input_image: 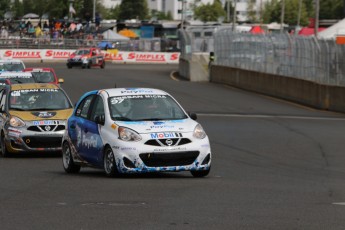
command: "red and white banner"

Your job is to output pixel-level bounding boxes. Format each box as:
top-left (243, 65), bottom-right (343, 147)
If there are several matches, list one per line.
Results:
top-left (0, 49), bottom-right (180, 64)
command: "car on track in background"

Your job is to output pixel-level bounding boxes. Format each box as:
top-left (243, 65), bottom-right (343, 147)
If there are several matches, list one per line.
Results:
top-left (66, 47), bottom-right (105, 69)
top-left (0, 83), bottom-right (74, 157)
top-left (0, 59), bottom-right (26, 72)
top-left (23, 67), bottom-right (64, 85)
top-left (62, 88), bottom-right (211, 177)
top-left (0, 72), bottom-right (36, 88)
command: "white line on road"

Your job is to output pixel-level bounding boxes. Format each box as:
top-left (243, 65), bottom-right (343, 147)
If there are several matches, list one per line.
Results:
top-left (332, 202), bottom-right (345, 205)
top-left (197, 113), bottom-right (345, 121)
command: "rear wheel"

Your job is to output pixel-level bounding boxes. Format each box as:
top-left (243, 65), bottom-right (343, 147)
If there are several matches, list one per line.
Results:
top-left (104, 146), bottom-right (119, 177)
top-left (67, 64), bottom-right (72, 69)
top-left (0, 133), bottom-right (10, 157)
top-left (62, 141), bottom-right (80, 173)
top-left (87, 61), bottom-right (91, 69)
top-left (190, 167), bottom-right (210, 178)
top-left (100, 61), bottom-right (105, 69)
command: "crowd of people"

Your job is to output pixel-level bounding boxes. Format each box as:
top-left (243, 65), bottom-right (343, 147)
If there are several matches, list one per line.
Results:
top-left (0, 18), bottom-right (104, 46)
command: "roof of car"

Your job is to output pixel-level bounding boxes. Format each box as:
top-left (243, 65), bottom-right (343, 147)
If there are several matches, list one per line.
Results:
top-left (10, 83), bottom-right (60, 90)
top-left (0, 59), bottom-right (24, 64)
top-left (100, 88), bottom-right (169, 97)
top-left (24, 67), bottom-right (54, 72)
top-left (0, 72), bottom-right (33, 78)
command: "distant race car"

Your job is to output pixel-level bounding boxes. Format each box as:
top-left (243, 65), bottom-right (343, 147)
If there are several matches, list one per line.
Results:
top-left (24, 67), bottom-right (64, 85)
top-left (0, 72), bottom-right (36, 88)
top-left (0, 59), bottom-right (26, 72)
top-left (0, 83), bottom-right (74, 156)
top-left (62, 88), bottom-right (211, 177)
top-left (66, 47), bottom-right (105, 69)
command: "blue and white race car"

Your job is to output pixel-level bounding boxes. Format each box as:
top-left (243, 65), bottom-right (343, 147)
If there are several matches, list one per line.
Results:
top-left (62, 88), bottom-right (211, 177)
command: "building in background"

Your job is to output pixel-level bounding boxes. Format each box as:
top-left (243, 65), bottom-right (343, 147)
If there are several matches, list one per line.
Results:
top-left (101, 0), bottom-right (265, 22)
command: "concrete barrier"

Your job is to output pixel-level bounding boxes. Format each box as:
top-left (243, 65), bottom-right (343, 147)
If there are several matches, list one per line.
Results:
top-left (179, 53), bottom-right (209, 81)
top-left (210, 65), bottom-right (345, 113)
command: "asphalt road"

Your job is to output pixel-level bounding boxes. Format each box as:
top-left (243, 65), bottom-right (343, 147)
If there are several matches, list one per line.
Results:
top-left (1, 62), bottom-right (345, 230)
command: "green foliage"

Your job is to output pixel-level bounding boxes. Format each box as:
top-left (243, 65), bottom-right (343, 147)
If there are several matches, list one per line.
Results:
top-left (262, 0), bottom-right (344, 25)
top-left (118, 0), bottom-right (149, 21)
top-left (319, 0), bottom-right (343, 19)
top-left (194, 0), bottom-right (226, 22)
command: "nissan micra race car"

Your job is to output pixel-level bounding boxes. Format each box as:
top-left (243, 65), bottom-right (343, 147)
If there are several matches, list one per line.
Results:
top-left (66, 47), bottom-right (105, 69)
top-left (62, 88), bottom-right (211, 177)
top-left (0, 83), bottom-right (74, 156)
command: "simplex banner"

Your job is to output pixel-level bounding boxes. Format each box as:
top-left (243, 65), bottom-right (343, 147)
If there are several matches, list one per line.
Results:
top-left (0, 49), bottom-right (180, 64)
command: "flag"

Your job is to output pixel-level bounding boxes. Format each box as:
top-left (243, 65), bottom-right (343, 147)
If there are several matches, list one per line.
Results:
top-left (69, 5), bottom-right (76, 14)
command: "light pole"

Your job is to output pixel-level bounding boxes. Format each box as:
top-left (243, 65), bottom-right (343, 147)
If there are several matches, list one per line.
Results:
top-left (280, 0), bottom-right (285, 33)
top-left (93, 0), bottom-right (96, 23)
top-left (232, 0), bottom-right (237, 31)
top-left (69, 0), bottom-right (75, 20)
top-left (314, 0), bottom-right (319, 37)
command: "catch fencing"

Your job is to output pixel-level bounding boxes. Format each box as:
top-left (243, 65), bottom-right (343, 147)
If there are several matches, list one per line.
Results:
top-left (180, 26), bottom-right (345, 86)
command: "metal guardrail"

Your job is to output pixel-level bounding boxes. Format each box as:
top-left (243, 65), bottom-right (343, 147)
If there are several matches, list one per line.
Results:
top-left (0, 37), bottom-right (180, 53)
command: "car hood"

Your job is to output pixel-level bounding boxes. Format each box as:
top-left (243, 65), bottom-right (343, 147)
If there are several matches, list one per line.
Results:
top-left (9, 109), bottom-right (74, 120)
top-left (115, 119), bottom-right (197, 133)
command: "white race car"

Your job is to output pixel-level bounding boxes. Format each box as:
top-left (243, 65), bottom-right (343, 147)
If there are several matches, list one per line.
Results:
top-left (62, 88), bottom-right (211, 177)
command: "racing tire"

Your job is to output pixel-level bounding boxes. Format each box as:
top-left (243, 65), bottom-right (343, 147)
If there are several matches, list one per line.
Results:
top-left (62, 141), bottom-right (81, 173)
top-left (100, 61), bottom-right (105, 69)
top-left (190, 167), bottom-right (211, 178)
top-left (67, 64), bottom-right (72, 69)
top-left (104, 146), bottom-right (120, 177)
top-left (87, 61), bottom-right (91, 69)
top-left (0, 133), bottom-right (10, 157)
top-left (81, 65), bottom-right (86, 69)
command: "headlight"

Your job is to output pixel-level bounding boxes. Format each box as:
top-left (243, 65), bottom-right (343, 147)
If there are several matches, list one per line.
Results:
top-left (9, 116), bottom-right (25, 127)
top-left (118, 127), bottom-right (141, 142)
top-left (193, 124), bottom-right (206, 139)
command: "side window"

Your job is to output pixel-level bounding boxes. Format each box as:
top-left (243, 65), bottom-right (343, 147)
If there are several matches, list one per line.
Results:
top-left (0, 90), bottom-right (6, 111)
top-left (75, 95), bottom-right (94, 119)
top-left (89, 95), bottom-right (104, 122)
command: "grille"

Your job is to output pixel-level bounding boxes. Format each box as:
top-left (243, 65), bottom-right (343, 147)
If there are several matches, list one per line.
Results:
top-left (22, 136), bottom-right (63, 148)
top-left (144, 138), bottom-right (191, 147)
top-left (139, 151), bottom-right (199, 167)
top-left (27, 125), bottom-right (65, 132)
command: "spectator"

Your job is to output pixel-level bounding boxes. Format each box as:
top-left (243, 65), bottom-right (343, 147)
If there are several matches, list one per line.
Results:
top-left (76, 21), bottom-right (83, 32)
top-left (0, 26), bottom-right (9, 39)
top-left (43, 21), bottom-right (50, 32)
top-left (27, 24), bottom-right (35, 37)
top-left (35, 25), bottom-right (43, 38)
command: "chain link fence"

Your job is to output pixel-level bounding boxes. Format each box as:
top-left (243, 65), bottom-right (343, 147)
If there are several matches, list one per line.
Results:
top-left (180, 26), bottom-right (345, 86)
top-left (214, 28), bottom-right (345, 86)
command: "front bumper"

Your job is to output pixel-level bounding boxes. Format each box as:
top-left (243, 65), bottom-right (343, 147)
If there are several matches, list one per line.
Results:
top-left (113, 136), bottom-right (211, 174)
top-left (4, 123), bottom-right (66, 153)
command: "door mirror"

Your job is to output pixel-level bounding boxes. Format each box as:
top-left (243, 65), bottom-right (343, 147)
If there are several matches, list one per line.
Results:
top-left (94, 114), bottom-right (105, 125)
top-left (188, 112), bottom-right (197, 120)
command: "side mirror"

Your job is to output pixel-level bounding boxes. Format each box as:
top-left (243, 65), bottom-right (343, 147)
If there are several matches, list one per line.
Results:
top-left (188, 112), bottom-right (197, 121)
top-left (94, 114), bottom-right (105, 125)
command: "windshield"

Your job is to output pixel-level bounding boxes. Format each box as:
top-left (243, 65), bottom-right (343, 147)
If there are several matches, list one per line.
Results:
top-left (31, 72), bottom-right (55, 83)
top-left (109, 95), bottom-right (188, 121)
top-left (74, 49), bottom-right (89, 55)
top-left (7, 77), bottom-right (36, 84)
top-left (9, 88), bottom-right (73, 111)
top-left (0, 63), bottom-right (25, 71)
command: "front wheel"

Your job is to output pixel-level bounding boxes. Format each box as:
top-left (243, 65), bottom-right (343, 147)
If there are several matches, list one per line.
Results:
top-left (190, 167), bottom-right (211, 178)
top-left (104, 146), bottom-right (119, 177)
top-left (0, 133), bottom-right (10, 157)
top-left (62, 141), bottom-right (81, 173)
top-left (100, 61), bottom-right (105, 69)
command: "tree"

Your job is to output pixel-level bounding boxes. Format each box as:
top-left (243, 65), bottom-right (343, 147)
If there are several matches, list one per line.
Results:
top-left (247, 0), bottom-right (258, 23)
top-left (262, 0), bottom-right (308, 26)
top-left (319, 0), bottom-right (343, 19)
top-left (118, 0), bottom-right (149, 21)
top-left (194, 0), bottom-right (226, 22)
